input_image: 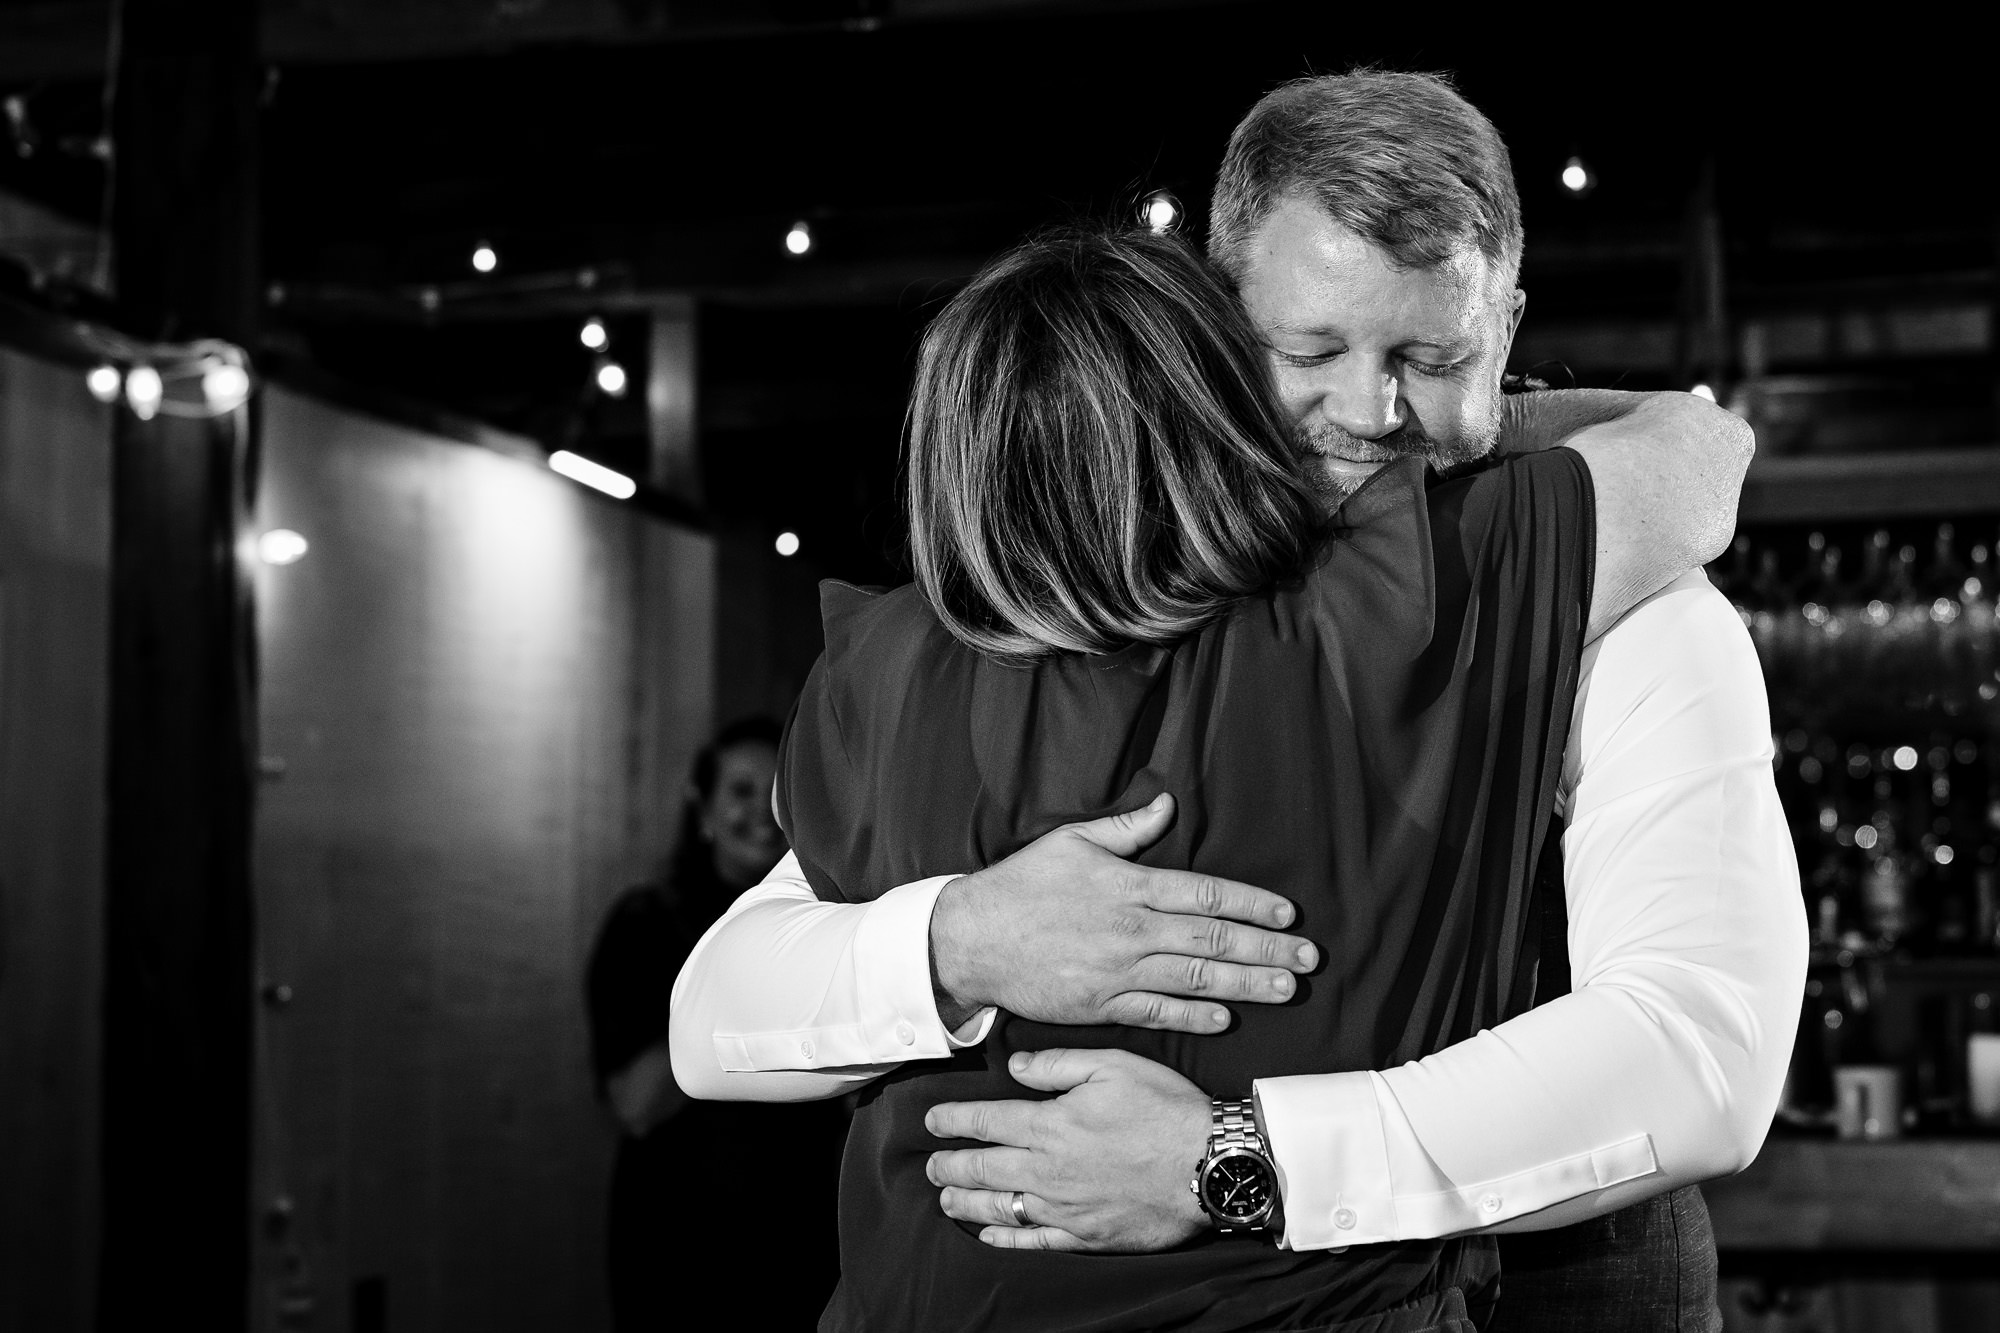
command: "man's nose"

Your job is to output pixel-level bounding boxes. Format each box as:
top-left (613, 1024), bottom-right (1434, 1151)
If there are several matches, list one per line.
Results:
top-left (1319, 365), bottom-right (1403, 440)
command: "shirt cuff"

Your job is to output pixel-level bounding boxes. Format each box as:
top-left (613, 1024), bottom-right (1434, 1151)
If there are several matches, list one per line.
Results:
top-left (1255, 1069), bottom-right (1664, 1248)
top-left (947, 1008), bottom-right (998, 1048)
top-left (854, 871), bottom-right (993, 1049)
top-left (711, 873), bottom-right (970, 1070)
top-left (1254, 1071), bottom-right (1390, 1251)
top-left (856, 873), bottom-right (996, 1051)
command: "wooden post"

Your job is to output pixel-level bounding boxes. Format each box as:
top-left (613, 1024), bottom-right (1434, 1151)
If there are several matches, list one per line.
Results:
top-left (647, 296), bottom-right (704, 507)
top-left (99, 2), bottom-right (260, 1330)
top-left (1676, 158), bottom-right (1729, 398)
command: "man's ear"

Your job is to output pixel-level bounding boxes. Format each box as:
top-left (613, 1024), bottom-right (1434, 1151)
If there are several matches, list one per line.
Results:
top-left (1493, 287), bottom-right (1527, 386)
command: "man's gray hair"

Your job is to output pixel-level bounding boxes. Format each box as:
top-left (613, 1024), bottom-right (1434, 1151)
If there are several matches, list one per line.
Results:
top-left (1208, 69), bottom-right (1523, 294)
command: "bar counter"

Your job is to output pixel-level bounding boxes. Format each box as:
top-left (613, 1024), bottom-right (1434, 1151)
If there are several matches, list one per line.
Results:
top-left (1707, 1137), bottom-right (2000, 1250)
top-left (1707, 1138), bottom-right (2000, 1331)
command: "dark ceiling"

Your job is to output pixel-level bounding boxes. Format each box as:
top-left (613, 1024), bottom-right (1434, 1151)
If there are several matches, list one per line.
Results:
top-left (1, 2), bottom-right (1994, 584)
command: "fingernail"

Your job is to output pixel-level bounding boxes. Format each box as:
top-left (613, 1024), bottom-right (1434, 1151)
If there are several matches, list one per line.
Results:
top-left (1150, 793), bottom-right (1169, 810)
top-left (1211, 1008), bottom-right (1229, 1029)
top-left (1297, 943), bottom-right (1318, 969)
top-left (1009, 1052), bottom-right (1029, 1073)
top-left (924, 1112), bottom-right (937, 1134)
top-left (1273, 972), bottom-right (1294, 998)
top-left (1275, 903), bottom-right (1295, 926)
top-left (926, 1156), bottom-right (939, 1184)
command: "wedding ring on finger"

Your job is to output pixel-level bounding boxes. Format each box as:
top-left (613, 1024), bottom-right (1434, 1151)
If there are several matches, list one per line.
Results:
top-left (1010, 1191), bottom-right (1030, 1227)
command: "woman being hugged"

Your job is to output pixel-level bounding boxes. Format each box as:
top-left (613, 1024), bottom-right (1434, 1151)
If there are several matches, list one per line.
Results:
top-left (776, 225), bottom-right (1597, 1333)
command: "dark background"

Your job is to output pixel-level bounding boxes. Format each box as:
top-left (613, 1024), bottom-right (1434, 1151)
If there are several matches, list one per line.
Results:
top-left (1, 7), bottom-right (1995, 1332)
top-left (5, 1), bottom-right (1993, 594)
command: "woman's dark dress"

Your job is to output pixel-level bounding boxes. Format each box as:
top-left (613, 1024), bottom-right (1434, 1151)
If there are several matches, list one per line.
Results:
top-left (587, 865), bottom-right (847, 1330)
top-left (776, 453), bottom-right (1594, 1333)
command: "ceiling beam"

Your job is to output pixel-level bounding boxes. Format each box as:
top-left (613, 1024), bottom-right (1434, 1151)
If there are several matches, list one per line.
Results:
top-left (0, 0), bottom-right (1227, 82)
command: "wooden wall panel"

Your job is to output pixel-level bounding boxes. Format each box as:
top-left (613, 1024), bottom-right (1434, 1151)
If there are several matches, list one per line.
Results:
top-left (0, 348), bottom-right (113, 1331)
top-left (249, 387), bottom-right (713, 1333)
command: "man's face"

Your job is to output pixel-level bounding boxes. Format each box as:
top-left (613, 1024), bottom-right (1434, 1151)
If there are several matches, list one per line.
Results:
top-left (1237, 197), bottom-right (1525, 505)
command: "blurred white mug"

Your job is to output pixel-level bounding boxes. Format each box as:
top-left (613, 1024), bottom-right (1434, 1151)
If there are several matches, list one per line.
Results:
top-left (1969, 1034), bottom-right (2000, 1124)
top-left (1832, 1064), bottom-right (1901, 1141)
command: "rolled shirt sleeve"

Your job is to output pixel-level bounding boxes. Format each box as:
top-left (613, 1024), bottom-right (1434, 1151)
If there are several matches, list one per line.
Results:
top-left (1259, 572), bottom-right (1807, 1248)
top-left (668, 852), bottom-right (992, 1102)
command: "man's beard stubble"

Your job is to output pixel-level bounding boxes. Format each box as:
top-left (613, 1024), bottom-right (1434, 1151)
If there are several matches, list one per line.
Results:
top-left (1293, 411), bottom-right (1498, 508)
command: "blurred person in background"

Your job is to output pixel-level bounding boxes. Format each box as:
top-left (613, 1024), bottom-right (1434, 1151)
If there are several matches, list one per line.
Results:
top-left (587, 716), bottom-right (844, 1329)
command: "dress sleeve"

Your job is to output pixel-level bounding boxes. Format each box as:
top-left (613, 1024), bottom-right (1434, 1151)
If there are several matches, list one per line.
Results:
top-left (773, 582), bottom-right (880, 903)
top-left (1435, 447), bottom-right (1597, 658)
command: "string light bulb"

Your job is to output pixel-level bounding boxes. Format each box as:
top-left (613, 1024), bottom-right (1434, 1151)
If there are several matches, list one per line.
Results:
top-left (785, 221), bottom-right (813, 257)
top-left (471, 241), bottom-right (499, 274)
top-left (594, 358), bottom-right (629, 398)
top-left (1690, 383), bottom-right (1717, 403)
top-left (579, 317), bottom-right (609, 351)
top-left (124, 365), bottom-right (163, 420)
top-left (257, 529), bottom-right (310, 566)
top-left (1560, 156), bottom-right (1597, 197)
top-left (1138, 190), bottom-right (1181, 234)
top-left (202, 361), bottom-right (252, 413)
top-left (86, 363), bottom-right (122, 402)
top-left (775, 531), bottom-right (801, 557)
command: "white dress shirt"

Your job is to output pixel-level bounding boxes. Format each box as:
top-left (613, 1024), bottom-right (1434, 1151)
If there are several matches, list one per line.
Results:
top-left (668, 571), bottom-right (1807, 1249)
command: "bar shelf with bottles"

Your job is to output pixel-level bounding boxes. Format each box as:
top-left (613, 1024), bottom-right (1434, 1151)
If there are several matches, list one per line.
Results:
top-left (1709, 513), bottom-right (2000, 1138)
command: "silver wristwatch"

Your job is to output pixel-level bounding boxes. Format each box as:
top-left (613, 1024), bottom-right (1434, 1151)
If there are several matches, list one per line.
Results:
top-left (1189, 1098), bottom-right (1279, 1233)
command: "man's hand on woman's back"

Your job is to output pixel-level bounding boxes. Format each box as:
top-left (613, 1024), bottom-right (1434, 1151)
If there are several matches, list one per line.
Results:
top-left (929, 794), bottom-right (1319, 1034)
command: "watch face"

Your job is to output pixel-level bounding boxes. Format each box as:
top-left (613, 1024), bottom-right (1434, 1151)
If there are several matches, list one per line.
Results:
top-left (1199, 1148), bottom-right (1276, 1225)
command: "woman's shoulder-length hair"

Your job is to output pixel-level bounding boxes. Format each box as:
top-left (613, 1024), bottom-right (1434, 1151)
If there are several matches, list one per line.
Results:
top-left (906, 224), bottom-right (1320, 663)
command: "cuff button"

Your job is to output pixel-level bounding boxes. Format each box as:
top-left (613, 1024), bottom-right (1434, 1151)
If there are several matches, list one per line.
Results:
top-left (896, 1022), bottom-right (916, 1046)
top-left (1332, 1208), bottom-right (1357, 1230)
top-left (1481, 1194), bottom-right (1502, 1214)
top-left (800, 1039), bottom-right (816, 1059)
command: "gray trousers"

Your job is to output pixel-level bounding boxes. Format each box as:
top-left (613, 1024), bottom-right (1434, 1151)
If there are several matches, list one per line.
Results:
top-left (1485, 1186), bottom-right (1722, 1332)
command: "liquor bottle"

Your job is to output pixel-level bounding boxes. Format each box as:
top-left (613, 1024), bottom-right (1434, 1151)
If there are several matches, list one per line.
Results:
top-left (1964, 542), bottom-right (1998, 699)
top-left (1913, 991), bottom-right (1967, 1130)
top-left (1828, 958), bottom-right (1906, 1139)
top-left (1787, 535), bottom-right (1839, 699)
top-left (1978, 866), bottom-right (2000, 954)
top-left (1856, 529), bottom-right (1894, 629)
top-left (1920, 742), bottom-right (1972, 954)
top-left (1897, 543), bottom-right (1927, 687)
top-left (1924, 523), bottom-right (1970, 611)
top-left (1780, 973), bottom-right (1838, 1128)
top-left (1860, 845), bottom-right (1911, 947)
top-left (1806, 850), bottom-right (1850, 946)
top-left (1744, 544), bottom-right (1792, 680)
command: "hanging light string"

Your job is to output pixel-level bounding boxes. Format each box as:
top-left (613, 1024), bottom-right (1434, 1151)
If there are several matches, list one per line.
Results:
top-left (77, 330), bottom-right (254, 419)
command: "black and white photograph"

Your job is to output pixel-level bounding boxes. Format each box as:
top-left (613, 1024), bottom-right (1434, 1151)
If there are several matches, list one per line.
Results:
top-left (0, 4), bottom-right (1994, 1331)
